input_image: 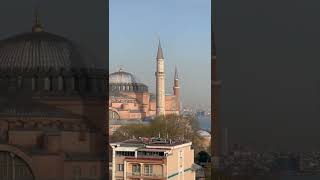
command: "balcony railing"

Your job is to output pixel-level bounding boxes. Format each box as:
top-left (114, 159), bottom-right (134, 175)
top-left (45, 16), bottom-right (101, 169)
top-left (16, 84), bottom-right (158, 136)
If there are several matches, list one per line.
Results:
top-left (126, 172), bottom-right (165, 179)
top-left (136, 155), bottom-right (164, 159)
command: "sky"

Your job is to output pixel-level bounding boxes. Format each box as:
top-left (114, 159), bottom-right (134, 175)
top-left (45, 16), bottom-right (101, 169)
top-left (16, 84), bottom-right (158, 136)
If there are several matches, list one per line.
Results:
top-left (109, 0), bottom-right (211, 110)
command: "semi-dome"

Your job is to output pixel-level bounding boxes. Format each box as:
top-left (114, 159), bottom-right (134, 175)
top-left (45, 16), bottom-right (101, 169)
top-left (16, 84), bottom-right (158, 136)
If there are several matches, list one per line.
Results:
top-left (0, 31), bottom-right (94, 71)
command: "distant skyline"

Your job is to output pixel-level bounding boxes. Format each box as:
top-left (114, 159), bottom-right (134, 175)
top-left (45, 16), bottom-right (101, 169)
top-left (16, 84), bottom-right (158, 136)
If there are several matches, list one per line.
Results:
top-left (110, 0), bottom-right (211, 109)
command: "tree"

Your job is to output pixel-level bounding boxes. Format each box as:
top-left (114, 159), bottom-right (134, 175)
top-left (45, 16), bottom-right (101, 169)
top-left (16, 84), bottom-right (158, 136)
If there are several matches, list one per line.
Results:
top-left (110, 114), bottom-right (205, 153)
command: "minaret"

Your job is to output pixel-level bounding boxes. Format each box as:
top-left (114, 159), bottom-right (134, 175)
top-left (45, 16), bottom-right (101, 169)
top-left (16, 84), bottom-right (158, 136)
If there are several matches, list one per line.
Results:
top-left (155, 40), bottom-right (165, 116)
top-left (173, 66), bottom-right (180, 114)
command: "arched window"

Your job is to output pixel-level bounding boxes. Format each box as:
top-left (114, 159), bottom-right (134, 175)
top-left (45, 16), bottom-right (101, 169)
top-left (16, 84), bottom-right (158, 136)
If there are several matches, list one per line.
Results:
top-left (17, 76), bottom-right (23, 88)
top-left (58, 76), bottom-right (64, 91)
top-left (31, 76), bottom-right (37, 91)
top-left (109, 110), bottom-right (120, 120)
top-left (44, 77), bottom-right (50, 91)
top-left (72, 76), bottom-right (79, 91)
top-left (0, 151), bottom-right (34, 179)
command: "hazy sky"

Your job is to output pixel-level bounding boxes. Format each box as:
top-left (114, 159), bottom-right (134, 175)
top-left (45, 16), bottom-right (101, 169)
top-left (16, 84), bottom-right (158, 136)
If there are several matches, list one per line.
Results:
top-left (110, 0), bottom-right (211, 109)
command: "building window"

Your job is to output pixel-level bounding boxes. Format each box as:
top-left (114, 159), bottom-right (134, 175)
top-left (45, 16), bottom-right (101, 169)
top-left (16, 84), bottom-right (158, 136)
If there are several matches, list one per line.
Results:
top-left (58, 76), bottom-right (64, 90)
top-left (32, 76), bottom-right (37, 91)
top-left (115, 151), bottom-right (135, 157)
top-left (144, 165), bottom-right (153, 175)
top-left (132, 164), bottom-right (141, 175)
top-left (71, 76), bottom-right (80, 91)
top-left (73, 166), bottom-right (81, 178)
top-left (90, 165), bottom-right (97, 177)
top-left (44, 77), bottom-right (51, 91)
top-left (117, 164), bottom-right (124, 171)
top-left (0, 151), bottom-right (34, 179)
top-left (17, 76), bottom-right (23, 88)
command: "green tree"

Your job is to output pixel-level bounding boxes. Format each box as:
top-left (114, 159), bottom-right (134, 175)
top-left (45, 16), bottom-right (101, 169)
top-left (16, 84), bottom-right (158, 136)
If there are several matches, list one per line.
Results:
top-left (110, 114), bottom-right (205, 153)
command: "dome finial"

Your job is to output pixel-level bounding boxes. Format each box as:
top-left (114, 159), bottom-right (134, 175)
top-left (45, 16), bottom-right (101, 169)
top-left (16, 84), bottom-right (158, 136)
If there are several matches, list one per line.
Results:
top-left (118, 65), bottom-right (124, 72)
top-left (32, 5), bottom-right (44, 32)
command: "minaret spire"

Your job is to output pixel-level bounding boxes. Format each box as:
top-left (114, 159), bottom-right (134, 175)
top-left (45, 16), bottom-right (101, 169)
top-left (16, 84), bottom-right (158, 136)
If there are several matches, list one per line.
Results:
top-left (157, 39), bottom-right (164, 60)
top-left (174, 66), bottom-right (179, 80)
top-left (173, 65), bottom-right (180, 114)
top-left (155, 38), bottom-right (165, 116)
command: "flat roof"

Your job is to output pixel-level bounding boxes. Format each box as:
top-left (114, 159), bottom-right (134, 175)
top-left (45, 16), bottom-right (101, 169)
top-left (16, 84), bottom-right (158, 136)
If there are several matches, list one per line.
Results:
top-left (112, 138), bottom-right (191, 148)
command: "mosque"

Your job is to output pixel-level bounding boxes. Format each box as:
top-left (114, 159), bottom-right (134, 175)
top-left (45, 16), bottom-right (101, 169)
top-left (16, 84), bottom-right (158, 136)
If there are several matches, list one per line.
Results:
top-left (109, 41), bottom-right (181, 121)
top-left (0, 13), bottom-right (107, 179)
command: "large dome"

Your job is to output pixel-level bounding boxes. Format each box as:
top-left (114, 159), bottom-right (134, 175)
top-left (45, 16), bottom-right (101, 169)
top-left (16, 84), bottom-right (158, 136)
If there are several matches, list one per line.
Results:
top-left (109, 69), bottom-right (148, 93)
top-left (109, 69), bottom-right (140, 84)
top-left (0, 28), bottom-right (107, 97)
top-left (0, 31), bottom-right (95, 71)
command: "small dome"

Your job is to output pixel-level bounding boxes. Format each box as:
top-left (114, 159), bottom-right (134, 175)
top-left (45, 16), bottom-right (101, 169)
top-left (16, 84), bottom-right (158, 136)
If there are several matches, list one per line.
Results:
top-left (197, 130), bottom-right (211, 137)
top-left (109, 69), bottom-right (140, 84)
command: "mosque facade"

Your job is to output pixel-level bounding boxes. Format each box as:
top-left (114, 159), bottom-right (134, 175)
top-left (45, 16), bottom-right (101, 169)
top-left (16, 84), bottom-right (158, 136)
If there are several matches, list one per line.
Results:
top-left (109, 42), bottom-right (180, 121)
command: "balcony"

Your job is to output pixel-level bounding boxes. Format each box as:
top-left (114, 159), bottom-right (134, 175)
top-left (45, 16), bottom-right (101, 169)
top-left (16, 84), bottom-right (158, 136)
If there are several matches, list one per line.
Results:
top-left (125, 156), bottom-right (165, 164)
top-left (126, 172), bottom-right (165, 179)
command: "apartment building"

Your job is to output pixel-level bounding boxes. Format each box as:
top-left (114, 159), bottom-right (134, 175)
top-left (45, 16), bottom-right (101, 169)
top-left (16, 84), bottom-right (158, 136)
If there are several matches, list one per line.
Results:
top-left (110, 138), bottom-right (196, 180)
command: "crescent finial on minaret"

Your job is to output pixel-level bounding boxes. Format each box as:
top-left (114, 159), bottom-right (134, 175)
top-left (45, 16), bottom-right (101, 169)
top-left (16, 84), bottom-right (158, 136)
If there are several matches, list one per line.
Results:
top-left (118, 65), bottom-right (124, 72)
